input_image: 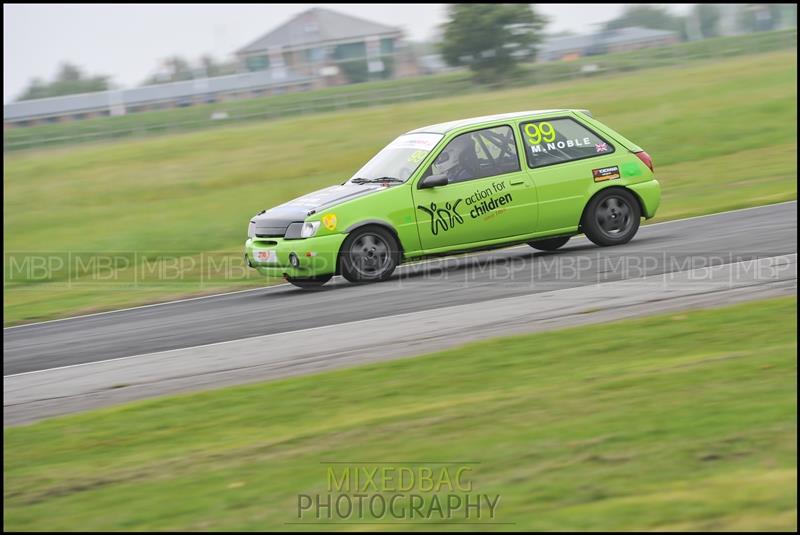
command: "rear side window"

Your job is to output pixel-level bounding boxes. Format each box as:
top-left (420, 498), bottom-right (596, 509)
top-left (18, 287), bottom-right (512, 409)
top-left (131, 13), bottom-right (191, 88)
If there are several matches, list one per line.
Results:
top-left (520, 117), bottom-right (614, 168)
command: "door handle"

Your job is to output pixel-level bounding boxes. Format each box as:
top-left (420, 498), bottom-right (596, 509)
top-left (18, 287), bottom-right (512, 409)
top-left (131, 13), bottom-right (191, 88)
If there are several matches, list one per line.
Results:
top-left (510, 179), bottom-right (527, 186)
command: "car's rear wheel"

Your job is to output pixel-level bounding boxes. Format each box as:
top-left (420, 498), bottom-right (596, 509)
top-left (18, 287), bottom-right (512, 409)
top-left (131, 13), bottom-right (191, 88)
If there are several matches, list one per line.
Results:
top-left (285, 274), bottom-right (332, 288)
top-left (528, 236), bottom-right (570, 251)
top-left (582, 188), bottom-right (641, 246)
top-left (339, 226), bottom-right (400, 283)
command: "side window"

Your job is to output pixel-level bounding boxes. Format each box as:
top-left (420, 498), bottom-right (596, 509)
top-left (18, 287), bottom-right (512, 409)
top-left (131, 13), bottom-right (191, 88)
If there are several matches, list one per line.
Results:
top-left (520, 118), bottom-right (614, 168)
top-left (425, 125), bottom-right (520, 184)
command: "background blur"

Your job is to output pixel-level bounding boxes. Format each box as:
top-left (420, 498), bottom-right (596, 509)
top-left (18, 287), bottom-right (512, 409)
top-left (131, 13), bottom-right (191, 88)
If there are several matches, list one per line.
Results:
top-left (3, 4), bottom-right (797, 148)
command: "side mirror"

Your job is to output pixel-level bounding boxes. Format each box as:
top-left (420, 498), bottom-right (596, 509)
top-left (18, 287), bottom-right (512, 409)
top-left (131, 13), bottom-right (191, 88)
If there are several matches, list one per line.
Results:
top-left (419, 174), bottom-right (448, 189)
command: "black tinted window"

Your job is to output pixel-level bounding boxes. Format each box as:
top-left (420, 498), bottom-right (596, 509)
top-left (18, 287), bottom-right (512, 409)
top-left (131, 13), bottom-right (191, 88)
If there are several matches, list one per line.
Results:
top-left (520, 118), bottom-right (613, 168)
top-left (425, 125), bottom-right (520, 184)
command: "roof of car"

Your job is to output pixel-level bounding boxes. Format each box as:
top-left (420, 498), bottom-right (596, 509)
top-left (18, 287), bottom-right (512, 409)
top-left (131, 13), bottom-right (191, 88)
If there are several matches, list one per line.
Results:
top-left (407, 110), bottom-right (579, 135)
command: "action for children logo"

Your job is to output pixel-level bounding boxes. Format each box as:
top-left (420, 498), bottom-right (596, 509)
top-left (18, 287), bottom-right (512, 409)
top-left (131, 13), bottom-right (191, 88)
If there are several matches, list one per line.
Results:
top-left (416, 200), bottom-right (464, 235)
top-left (417, 180), bottom-right (513, 235)
top-left (294, 462), bottom-right (504, 525)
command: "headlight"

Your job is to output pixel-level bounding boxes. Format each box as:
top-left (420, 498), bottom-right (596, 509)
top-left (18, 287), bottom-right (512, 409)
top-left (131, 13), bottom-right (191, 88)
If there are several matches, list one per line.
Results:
top-left (300, 221), bottom-right (321, 238)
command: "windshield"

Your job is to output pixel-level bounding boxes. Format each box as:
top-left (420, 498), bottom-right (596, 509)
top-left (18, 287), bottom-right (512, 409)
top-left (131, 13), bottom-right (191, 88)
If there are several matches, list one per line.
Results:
top-left (348, 133), bottom-right (443, 184)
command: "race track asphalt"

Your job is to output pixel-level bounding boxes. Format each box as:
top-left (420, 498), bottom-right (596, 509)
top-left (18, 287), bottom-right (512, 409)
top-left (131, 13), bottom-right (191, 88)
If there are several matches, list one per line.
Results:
top-left (4, 201), bottom-right (797, 376)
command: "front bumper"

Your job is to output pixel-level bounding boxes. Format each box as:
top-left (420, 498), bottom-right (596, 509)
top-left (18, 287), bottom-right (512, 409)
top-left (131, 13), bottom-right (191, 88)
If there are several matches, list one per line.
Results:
top-left (244, 233), bottom-right (346, 278)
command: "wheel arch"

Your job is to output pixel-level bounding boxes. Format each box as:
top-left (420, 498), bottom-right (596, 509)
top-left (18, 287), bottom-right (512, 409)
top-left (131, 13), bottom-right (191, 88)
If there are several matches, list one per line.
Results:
top-left (338, 220), bottom-right (405, 274)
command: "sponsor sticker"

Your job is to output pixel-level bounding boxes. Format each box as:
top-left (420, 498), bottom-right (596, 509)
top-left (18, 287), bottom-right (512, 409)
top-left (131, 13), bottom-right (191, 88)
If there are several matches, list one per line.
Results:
top-left (416, 180), bottom-right (513, 235)
top-left (322, 213), bottom-right (337, 231)
top-left (408, 149), bottom-right (427, 164)
top-left (256, 250), bottom-right (277, 263)
top-left (592, 165), bottom-right (621, 182)
top-left (417, 200), bottom-right (464, 235)
top-left (387, 133), bottom-right (443, 151)
top-left (524, 121), bottom-right (556, 145)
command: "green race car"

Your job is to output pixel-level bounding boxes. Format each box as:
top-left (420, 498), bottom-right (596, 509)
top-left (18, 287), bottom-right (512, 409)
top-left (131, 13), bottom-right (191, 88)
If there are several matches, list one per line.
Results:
top-left (245, 109), bottom-right (661, 288)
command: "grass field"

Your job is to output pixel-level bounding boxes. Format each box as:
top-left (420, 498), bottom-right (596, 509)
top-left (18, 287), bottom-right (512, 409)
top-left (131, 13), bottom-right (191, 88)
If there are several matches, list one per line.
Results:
top-left (3, 296), bottom-right (797, 531)
top-left (3, 50), bottom-right (797, 325)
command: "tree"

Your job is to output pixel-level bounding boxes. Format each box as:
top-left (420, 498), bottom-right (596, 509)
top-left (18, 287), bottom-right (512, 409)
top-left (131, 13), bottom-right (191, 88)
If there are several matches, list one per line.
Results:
top-left (143, 55), bottom-right (237, 85)
top-left (200, 55), bottom-right (223, 77)
top-left (200, 55), bottom-right (238, 77)
top-left (164, 56), bottom-right (195, 82)
top-left (694, 4), bottom-right (721, 39)
top-left (603, 5), bottom-right (687, 40)
top-left (16, 62), bottom-right (110, 101)
top-left (440, 4), bottom-right (547, 84)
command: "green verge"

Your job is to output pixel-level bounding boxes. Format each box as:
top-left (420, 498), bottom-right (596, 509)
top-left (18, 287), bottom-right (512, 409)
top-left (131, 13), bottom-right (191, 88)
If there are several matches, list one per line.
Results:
top-left (3, 50), bottom-right (797, 325)
top-left (4, 296), bottom-right (797, 531)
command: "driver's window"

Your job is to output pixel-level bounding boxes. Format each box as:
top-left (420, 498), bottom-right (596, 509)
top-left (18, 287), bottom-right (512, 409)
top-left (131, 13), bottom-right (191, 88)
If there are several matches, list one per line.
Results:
top-left (426, 139), bottom-right (463, 178)
top-left (424, 125), bottom-right (519, 184)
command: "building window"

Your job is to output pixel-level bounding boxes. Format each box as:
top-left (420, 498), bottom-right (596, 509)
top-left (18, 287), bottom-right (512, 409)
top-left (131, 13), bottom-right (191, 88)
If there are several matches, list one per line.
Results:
top-left (305, 47), bottom-right (326, 63)
top-left (380, 38), bottom-right (394, 55)
top-left (246, 55), bottom-right (270, 72)
top-left (333, 42), bottom-right (367, 63)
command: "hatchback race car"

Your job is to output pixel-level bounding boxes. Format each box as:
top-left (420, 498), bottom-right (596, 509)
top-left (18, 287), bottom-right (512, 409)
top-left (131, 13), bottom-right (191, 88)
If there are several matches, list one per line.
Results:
top-left (245, 109), bottom-right (661, 288)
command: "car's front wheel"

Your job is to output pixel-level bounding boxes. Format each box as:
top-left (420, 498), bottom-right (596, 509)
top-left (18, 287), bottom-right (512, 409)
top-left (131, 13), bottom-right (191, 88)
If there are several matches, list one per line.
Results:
top-left (339, 226), bottom-right (401, 283)
top-left (582, 188), bottom-right (641, 246)
top-left (285, 274), bottom-right (332, 289)
top-left (528, 236), bottom-right (570, 251)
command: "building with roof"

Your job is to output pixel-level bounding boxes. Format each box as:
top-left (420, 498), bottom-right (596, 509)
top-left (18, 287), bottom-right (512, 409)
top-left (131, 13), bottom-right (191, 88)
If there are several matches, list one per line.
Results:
top-left (236, 7), bottom-right (416, 86)
top-left (539, 27), bottom-right (679, 62)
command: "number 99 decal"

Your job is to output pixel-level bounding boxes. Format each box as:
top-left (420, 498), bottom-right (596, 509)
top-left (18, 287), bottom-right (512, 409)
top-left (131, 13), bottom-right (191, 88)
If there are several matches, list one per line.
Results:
top-left (524, 122), bottom-right (556, 145)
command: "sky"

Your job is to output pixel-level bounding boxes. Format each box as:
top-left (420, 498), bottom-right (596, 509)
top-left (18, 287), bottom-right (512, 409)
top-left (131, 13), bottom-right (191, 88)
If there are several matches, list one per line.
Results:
top-left (3, 3), bottom-right (695, 103)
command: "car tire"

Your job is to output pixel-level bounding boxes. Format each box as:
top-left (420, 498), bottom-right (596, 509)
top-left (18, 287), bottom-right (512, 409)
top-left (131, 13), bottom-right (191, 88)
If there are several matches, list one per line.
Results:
top-left (582, 188), bottom-right (641, 246)
top-left (339, 226), bottom-right (401, 283)
top-left (528, 236), bottom-right (570, 251)
top-left (285, 274), bottom-right (332, 289)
